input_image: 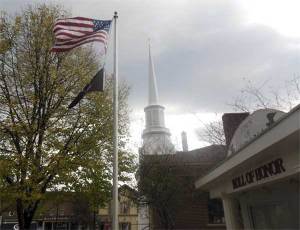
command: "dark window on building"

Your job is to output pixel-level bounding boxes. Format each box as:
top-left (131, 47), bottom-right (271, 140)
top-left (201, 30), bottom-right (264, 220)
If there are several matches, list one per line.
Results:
top-left (45, 222), bottom-right (53, 230)
top-left (100, 222), bottom-right (111, 230)
top-left (120, 222), bottom-right (131, 230)
top-left (208, 198), bottom-right (225, 224)
top-left (120, 201), bottom-right (130, 214)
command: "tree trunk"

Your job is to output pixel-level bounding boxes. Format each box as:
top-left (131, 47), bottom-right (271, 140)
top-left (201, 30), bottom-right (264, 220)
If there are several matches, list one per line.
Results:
top-left (93, 210), bottom-right (96, 230)
top-left (24, 210), bottom-right (34, 230)
top-left (16, 199), bottom-right (40, 230)
top-left (16, 199), bottom-right (25, 230)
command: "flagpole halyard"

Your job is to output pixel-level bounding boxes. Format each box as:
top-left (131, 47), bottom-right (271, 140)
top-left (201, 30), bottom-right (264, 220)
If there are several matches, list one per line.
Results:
top-left (112, 11), bottom-right (119, 230)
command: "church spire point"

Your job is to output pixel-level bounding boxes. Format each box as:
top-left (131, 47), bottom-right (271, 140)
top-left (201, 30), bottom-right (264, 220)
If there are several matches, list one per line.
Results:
top-left (148, 41), bottom-right (159, 105)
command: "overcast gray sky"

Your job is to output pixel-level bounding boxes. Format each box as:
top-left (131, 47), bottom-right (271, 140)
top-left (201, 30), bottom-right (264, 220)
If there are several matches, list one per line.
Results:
top-left (2, 0), bottom-right (300, 150)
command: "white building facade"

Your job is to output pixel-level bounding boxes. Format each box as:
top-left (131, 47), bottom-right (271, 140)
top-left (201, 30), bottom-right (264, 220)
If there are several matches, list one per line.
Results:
top-left (195, 106), bottom-right (300, 229)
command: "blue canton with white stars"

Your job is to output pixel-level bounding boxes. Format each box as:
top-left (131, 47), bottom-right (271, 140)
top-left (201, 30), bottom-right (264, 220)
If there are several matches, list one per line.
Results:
top-left (93, 20), bottom-right (112, 32)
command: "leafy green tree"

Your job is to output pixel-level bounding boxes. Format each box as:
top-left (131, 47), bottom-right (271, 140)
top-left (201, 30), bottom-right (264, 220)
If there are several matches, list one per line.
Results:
top-left (0, 5), bottom-right (135, 229)
top-left (138, 154), bottom-right (191, 230)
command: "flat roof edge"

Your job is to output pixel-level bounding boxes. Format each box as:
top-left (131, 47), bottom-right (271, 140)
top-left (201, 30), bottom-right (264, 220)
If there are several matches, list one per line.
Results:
top-left (195, 104), bottom-right (300, 189)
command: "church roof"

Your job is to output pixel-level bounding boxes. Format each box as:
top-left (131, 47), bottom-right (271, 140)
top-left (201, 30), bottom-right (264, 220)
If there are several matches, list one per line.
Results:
top-left (141, 145), bottom-right (227, 178)
top-left (175, 145), bottom-right (227, 163)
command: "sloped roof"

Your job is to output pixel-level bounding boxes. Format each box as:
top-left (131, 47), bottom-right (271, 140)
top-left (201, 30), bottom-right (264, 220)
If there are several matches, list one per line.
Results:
top-left (119, 184), bottom-right (138, 199)
top-left (175, 145), bottom-right (226, 163)
top-left (141, 145), bottom-right (227, 178)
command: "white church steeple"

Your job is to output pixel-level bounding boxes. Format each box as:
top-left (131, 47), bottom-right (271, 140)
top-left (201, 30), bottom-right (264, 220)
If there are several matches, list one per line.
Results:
top-left (148, 43), bottom-right (159, 105)
top-left (142, 42), bottom-right (174, 155)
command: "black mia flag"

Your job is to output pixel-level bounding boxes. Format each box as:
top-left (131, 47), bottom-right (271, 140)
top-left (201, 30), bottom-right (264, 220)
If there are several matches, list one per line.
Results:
top-left (68, 68), bottom-right (104, 109)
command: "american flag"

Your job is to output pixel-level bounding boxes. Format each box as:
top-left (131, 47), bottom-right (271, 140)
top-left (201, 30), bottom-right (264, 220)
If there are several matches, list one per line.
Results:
top-left (51, 17), bottom-right (112, 52)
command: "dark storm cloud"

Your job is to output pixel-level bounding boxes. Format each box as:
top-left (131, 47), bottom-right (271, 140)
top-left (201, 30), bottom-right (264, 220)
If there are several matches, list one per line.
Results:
top-left (2, 0), bottom-right (300, 113)
top-left (129, 1), bottom-right (300, 113)
top-left (156, 24), bottom-right (300, 112)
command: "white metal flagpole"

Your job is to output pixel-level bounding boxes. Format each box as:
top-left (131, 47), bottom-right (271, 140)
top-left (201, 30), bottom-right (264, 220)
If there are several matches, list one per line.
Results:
top-left (112, 11), bottom-right (119, 230)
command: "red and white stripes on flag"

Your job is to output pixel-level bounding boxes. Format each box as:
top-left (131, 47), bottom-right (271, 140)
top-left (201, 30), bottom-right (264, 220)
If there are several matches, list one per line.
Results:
top-left (51, 17), bottom-right (111, 52)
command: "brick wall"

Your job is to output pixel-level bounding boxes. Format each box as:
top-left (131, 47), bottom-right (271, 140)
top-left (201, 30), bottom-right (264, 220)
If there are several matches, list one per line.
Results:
top-left (144, 145), bottom-right (227, 230)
